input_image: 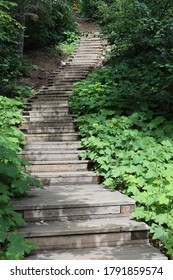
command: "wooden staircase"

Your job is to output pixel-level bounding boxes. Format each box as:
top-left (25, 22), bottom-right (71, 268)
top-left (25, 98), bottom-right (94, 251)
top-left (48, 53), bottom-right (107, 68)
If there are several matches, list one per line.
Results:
top-left (12, 19), bottom-right (166, 260)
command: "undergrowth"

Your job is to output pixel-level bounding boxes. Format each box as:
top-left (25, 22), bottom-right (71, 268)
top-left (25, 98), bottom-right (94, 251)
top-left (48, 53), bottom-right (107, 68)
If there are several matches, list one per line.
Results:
top-left (0, 96), bottom-right (42, 259)
top-left (55, 31), bottom-right (80, 57)
top-left (69, 66), bottom-right (173, 259)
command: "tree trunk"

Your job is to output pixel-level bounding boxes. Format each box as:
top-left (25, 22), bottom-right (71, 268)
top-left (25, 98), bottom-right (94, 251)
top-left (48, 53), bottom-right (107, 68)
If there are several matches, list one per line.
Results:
top-left (17, 5), bottom-right (26, 57)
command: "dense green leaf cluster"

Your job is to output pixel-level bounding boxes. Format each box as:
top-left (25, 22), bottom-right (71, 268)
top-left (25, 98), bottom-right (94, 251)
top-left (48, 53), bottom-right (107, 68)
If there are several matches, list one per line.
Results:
top-left (0, 96), bottom-right (42, 259)
top-left (70, 1), bottom-right (173, 258)
top-left (70, 67), bottom-right (173, 258)
top-left (23, 0), bottom-right (77, 49)
top-left (0, 0), bottom-right (23, 96)
top-left (55, 31), bottom-right (80, 57)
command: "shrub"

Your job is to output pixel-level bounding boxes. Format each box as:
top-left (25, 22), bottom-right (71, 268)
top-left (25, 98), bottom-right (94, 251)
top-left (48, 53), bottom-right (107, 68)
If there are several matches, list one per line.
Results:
top-left (0, 96), bottom-right (42, 259)
top-left (70, 64), bottom-right (173, 258)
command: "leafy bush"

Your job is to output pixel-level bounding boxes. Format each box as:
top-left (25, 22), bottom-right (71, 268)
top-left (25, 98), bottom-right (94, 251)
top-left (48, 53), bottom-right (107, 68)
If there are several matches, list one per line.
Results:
top-left (79, 0), bottom-right (115, 20)
top-left (24, 0), bottom-right (78, 49)
top-left (0, 0), bottom-right (23, 96)
top-left (0, 96), bottom-right (42, 259)
top-left (55, 31), bottom-right (80, 56)
top-left (70, 63), bottom-right (173, 258)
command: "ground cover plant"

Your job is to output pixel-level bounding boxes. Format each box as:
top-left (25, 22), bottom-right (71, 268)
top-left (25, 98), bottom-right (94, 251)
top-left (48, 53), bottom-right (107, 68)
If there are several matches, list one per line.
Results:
top-left (70, 0), bottom-right (173, 258)
top-left (70, 67), bottom-right (173, 259)
top-left (55, 30), bottom-right (80, 57)
top-left (0, 96), bottom-right (42, 259)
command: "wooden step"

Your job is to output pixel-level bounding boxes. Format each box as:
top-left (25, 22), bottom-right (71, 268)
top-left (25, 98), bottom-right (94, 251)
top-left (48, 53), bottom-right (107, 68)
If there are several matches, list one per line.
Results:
top-left (23, 141), bottom-right (81, 151)
top-left (22, 127), bottom-right (75, 134)
top-left (20, 150), bottom-right (82, 161)
top-left (32, 95), bottom-right (72, 99)
top-left (54, 74), bottom-right (88, 79)
top-left (19, 217), bottom-right (149, 250)
top-left (44, 86), bottom-right (73, 90)
top-left (36, 89), bottom-right (73, 95)
top-left (25, 160), bottom-right (89, 172)
top-left (24, 107), bottom-right (69, 113)
top-left (21, 121), bottom-right (74, 128)
top-left (31, 171), bottom-right (99, 185)
top-left (37, 90), bottom-right (72, 94)
top-left (23, 110), bottom-right (70, 117)
top-left (54, 73), bottom-right (88, 77)
top-left (57, 65), bottom-right (93, 70)
top-left (28, 96), bottom-right (69, 101)
top-left (24, 133), bottom-right (80, 142)
top-left (26, 103), bottom-right (68, 109)
top-left (22, 126), bottom-right (74, 133)
top-left (26, 244), bottom-right (167, 260)
top-left (23, 116), bottom-right (75, 122)
top-left (28, 100), bottom-right (67, 107)
top-left (12, 185), bottom-right (135, 222)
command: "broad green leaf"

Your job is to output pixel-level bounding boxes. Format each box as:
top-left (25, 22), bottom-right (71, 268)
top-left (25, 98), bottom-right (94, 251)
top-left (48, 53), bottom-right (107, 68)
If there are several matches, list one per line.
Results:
top-left (152, 227), bottom-right (165, 240)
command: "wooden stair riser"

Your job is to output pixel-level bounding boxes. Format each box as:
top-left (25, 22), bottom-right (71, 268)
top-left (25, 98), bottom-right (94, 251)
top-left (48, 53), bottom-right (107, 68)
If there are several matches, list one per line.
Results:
top-left (12, 185), bottom-right (136, 222)
top-left (23, 142), bottom-right (81, 150)
top-left (31, 95), bottom-right (72, 99)
top-left (38, 91), bottom-right (73, 95)
top-left (32, 95), bottom-right (72, 100)
top-left (23, 111), bottom-right (71, 117)
top-left (21, 122), bottom-right (74, 128)
top-left (24, 114), bottom-right (75, 119)
top-left (25, 103), bottom-right (69, 109)
top-left (23, 116), bottom-right (75, 122)
top-left (24, 107), bottom-right (69, 113)
top-left (73, 50), bottom-right (102, 53)
top-left (18, 205), bottom-right (135, 223)
top-left (32, 175), bottom-right (99, 185)
top-left (77, 43), bottom-right (102, 46)
top-left (23, 232), bottom-right (149, 251)
top-left (28, 101), bottom-right (69, 108)
top-left (24, 134), bottom-right (80, 142)
top-left (48, 81), bottom-right (79, 85)
top-left (27, 97), bottom-right (69, 102)
top-left (50, 73), bottom-right (88, 78)
top-left (70, 60), bottom-right (99, 64)
top-left (22, 127), bottom-right (76, 134)
top-left (49, 75), bottom-right (88, 80)
top-left (20, 150), bottom-right (82, 160)
top-left (26, 162), bottom-right (89, 172)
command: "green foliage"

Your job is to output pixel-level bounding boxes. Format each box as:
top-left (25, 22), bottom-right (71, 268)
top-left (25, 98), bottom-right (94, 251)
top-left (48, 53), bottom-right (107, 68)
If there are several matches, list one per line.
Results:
top-left (55, 31), bottom-right (80, 56)
top-left (23, 0), bottom-right (78, 49)
top-left (0, 0), bottom-right (78, 97)
top-left (0, 0), bottom-right (19, 43)
top-left (0, 96), bottom-right (24, 148)
top-left (79, 0), bottom-right (114, 20)
top-left (70, 62), bottom-right (173, 258)
top-left (0, 0), bottom-right (24, 96)
top-left (0, 96), bottom-right (42, 259)
top-left (0, 1), bottom-right (35, 98)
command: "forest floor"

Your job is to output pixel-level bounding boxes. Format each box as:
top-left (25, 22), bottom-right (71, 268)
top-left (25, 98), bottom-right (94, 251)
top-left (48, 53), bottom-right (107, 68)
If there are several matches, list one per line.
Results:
top-left (20, 48), bottom-right (64, 93)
